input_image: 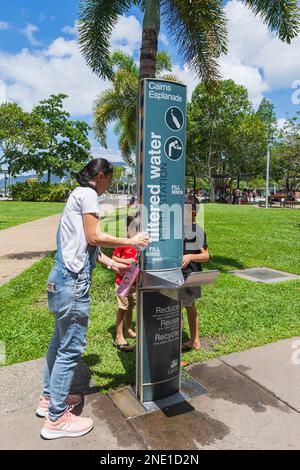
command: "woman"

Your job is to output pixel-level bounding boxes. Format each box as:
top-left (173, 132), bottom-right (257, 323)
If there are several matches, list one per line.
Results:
top-left (37, 158), bottom-right (148, 440)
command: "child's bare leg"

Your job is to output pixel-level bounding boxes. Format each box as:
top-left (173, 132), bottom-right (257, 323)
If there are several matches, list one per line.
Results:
top-left (125, 304), bottom-right (136, 338)
top-left (115, 308), bottom-right (127, 344)
top-left (183, 302), bottom-right (201, 350)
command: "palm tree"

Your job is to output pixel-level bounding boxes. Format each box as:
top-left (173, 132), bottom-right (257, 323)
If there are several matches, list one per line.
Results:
top-left (93, 50), bottom-right (176, 165)
top-left (78, 0), bottom-right (299, 83)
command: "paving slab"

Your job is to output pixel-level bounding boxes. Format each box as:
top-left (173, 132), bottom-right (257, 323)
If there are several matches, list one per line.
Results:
top-left (228, 267), bottom-right (300, 284)
top-left (0, 393), bottom-right (146, 450)
top-left (221, 337), bottom-right (300, 412)
top-left (2, 340), bottom-right (300, 450)
top-left (129, 359), bottom-right (300, 450)
top-left (0, 358), bottom-right (99, 413)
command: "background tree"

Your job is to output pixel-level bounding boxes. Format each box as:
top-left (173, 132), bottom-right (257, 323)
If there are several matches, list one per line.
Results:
top-left (271, 113), bottom-right (300, 192)
top-left (0, 96), bottom-right (92, 181)
top-left (187, 79), bottom-right (262, 200)
top-left (227, 113), bottom-right (268, 184)
top-left (93, 50), bottom-right (174, 166)
top-left (111, 165), bottom-right (126, 193)
top-left (256, 97), bottom-right (277, 140)
top-left (32, 94), bottom-right (91, 182)
top-left (0, 102), bottom-right (47, 176)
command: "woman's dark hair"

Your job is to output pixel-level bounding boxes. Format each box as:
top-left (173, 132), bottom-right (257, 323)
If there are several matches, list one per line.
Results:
top-left (76, 158), bottom-right (113, 189)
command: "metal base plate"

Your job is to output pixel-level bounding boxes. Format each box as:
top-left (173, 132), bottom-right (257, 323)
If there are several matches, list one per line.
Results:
top-left (129, 370), bottom-right (207, 415)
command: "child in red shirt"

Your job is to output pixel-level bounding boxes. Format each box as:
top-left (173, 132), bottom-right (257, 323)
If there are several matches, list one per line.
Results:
top-left (112, 215), bottom-right (138, 351)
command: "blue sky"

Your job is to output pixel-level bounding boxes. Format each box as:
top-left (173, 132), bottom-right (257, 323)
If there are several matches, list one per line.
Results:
top-left (1, 0), bottom-right (300, 162)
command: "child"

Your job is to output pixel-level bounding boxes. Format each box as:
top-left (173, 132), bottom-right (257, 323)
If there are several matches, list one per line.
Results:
top-left (182, 194), bottom-right (209, 350)
top-left (112, 215), bottom-right (139, 352)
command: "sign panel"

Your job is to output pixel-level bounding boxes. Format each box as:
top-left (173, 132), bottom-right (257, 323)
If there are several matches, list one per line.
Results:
top-left (139, 292), bottom-right (181, 402)
top-left (138, 79), bottom-right (187, 271)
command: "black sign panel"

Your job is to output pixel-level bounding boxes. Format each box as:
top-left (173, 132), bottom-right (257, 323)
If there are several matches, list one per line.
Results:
top-left (141, 291), bottom-right (181, 391)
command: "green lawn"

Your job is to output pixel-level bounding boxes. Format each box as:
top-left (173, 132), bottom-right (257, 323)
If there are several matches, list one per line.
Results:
top-left (0, 201), bottom-right (64, 230)
top-left (0, 204), bottom-right (299, 393)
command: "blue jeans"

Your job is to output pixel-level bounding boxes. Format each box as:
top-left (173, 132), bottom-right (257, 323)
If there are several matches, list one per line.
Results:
top-left (43, 261), bottom-right (91, 421)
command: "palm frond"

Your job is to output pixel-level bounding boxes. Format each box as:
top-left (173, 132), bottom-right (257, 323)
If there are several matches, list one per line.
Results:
top-left (156, 51), bottom-right (172, 75)
top-left (93, 90), bottom-right (121, 146)
top-left (78, 0), bottom-right (134, 79)
top-left (240, 0), bottom-right (300, 43)
top-left (161, 0), bottom-right (228, 82)
top-left (119, 132), bottom-right (135, 166)
top-left (111, 50), bottom-right (139, 75)
top-left (160, 73), bottom-right (180, 82)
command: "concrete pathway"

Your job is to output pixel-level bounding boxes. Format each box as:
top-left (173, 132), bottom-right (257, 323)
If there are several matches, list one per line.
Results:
top-left (0, 214), bottom-right (61, 286)
top-left (0, 337), bottom-right (299, 450)
top-left (0, 197), bottom-right (126, 286)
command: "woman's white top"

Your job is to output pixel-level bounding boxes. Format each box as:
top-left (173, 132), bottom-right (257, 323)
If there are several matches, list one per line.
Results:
top-left (59, 186), bottom-right (99, 272)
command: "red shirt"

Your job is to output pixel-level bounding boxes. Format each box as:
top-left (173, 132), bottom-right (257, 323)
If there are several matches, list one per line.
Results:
top-left (113, 246), bottom-right (138, 285)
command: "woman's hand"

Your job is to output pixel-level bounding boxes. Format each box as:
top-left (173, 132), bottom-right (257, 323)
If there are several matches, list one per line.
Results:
top-left (182, 254), bottom-right (192, 268)
top-left (130, 232), bottom-right (149, 247)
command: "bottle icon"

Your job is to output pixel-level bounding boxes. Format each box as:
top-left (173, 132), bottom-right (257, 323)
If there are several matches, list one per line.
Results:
top-left (171, 108), bottom-right (181, 129)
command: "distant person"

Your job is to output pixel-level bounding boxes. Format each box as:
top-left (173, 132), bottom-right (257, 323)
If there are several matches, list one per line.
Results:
top-left (233, 188), bottom-right (241, 204)
top-left (242, 188), bottom-right (248, 204)
top-left (129, 194), bottom-right (136, 207)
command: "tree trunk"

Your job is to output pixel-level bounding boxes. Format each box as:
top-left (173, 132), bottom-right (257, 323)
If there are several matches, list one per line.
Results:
top-left (139, 29), bottom-right (158, 80)
top-left (136, 0), bottom-right (161, 179)
top-left (208, 165), bottom-right (215, 202)
top-left (47, 169), bottom-right (51, 183)
top-left (139, 0), bottom-right (160, 81)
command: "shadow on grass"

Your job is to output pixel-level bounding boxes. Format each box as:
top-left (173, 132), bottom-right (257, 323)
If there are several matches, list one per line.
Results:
top-left (3, 250), bottom-right (55, 260)
top-left (208, 256), bottom-right (246, 272)
top-left (83, 325), bottom-right (136, 392)
top-left (71, 356), bottom-right (101, 395)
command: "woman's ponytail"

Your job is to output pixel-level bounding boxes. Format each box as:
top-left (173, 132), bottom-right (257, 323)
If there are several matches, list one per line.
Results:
top-left (76, 158), bottom-right (113, 189)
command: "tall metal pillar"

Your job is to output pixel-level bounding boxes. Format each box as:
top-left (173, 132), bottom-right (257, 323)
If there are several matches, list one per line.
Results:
top-left (135, 79), bottom-right (218, 403)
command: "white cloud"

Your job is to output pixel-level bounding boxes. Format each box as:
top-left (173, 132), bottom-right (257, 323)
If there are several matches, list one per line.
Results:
top-left (221, 0), bottom-right (300, 104)
top-left (23, 23), bottom-right (40, 46)
top-left (219, 54), bottom-right (269, 108)
top-left (277, 118), bottom-right (289, 130)
top-left (110, 15), bottom-right (142, 54)
top-left (0, 21), bottom-right (9, 30)
top-left (0, 16), bottom-right (142, 117)
top-left (62, 22), bottom-right (79, 36)
top-left (91, 145), bottom-right (124, 164)
top-left (172, 64), bottom-right (198, 100)
top-left (0, 80), bottom-right (7, 104)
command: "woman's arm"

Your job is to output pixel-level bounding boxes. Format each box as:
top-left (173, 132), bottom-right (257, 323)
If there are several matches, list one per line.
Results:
top-left (83, 213), bottom-right (148, 248)
top-left (97, 252), bottom-right (127, 275)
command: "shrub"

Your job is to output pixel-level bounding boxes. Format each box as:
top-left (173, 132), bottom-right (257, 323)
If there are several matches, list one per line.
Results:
top-left (10, 180), bottom-right (77, 202)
